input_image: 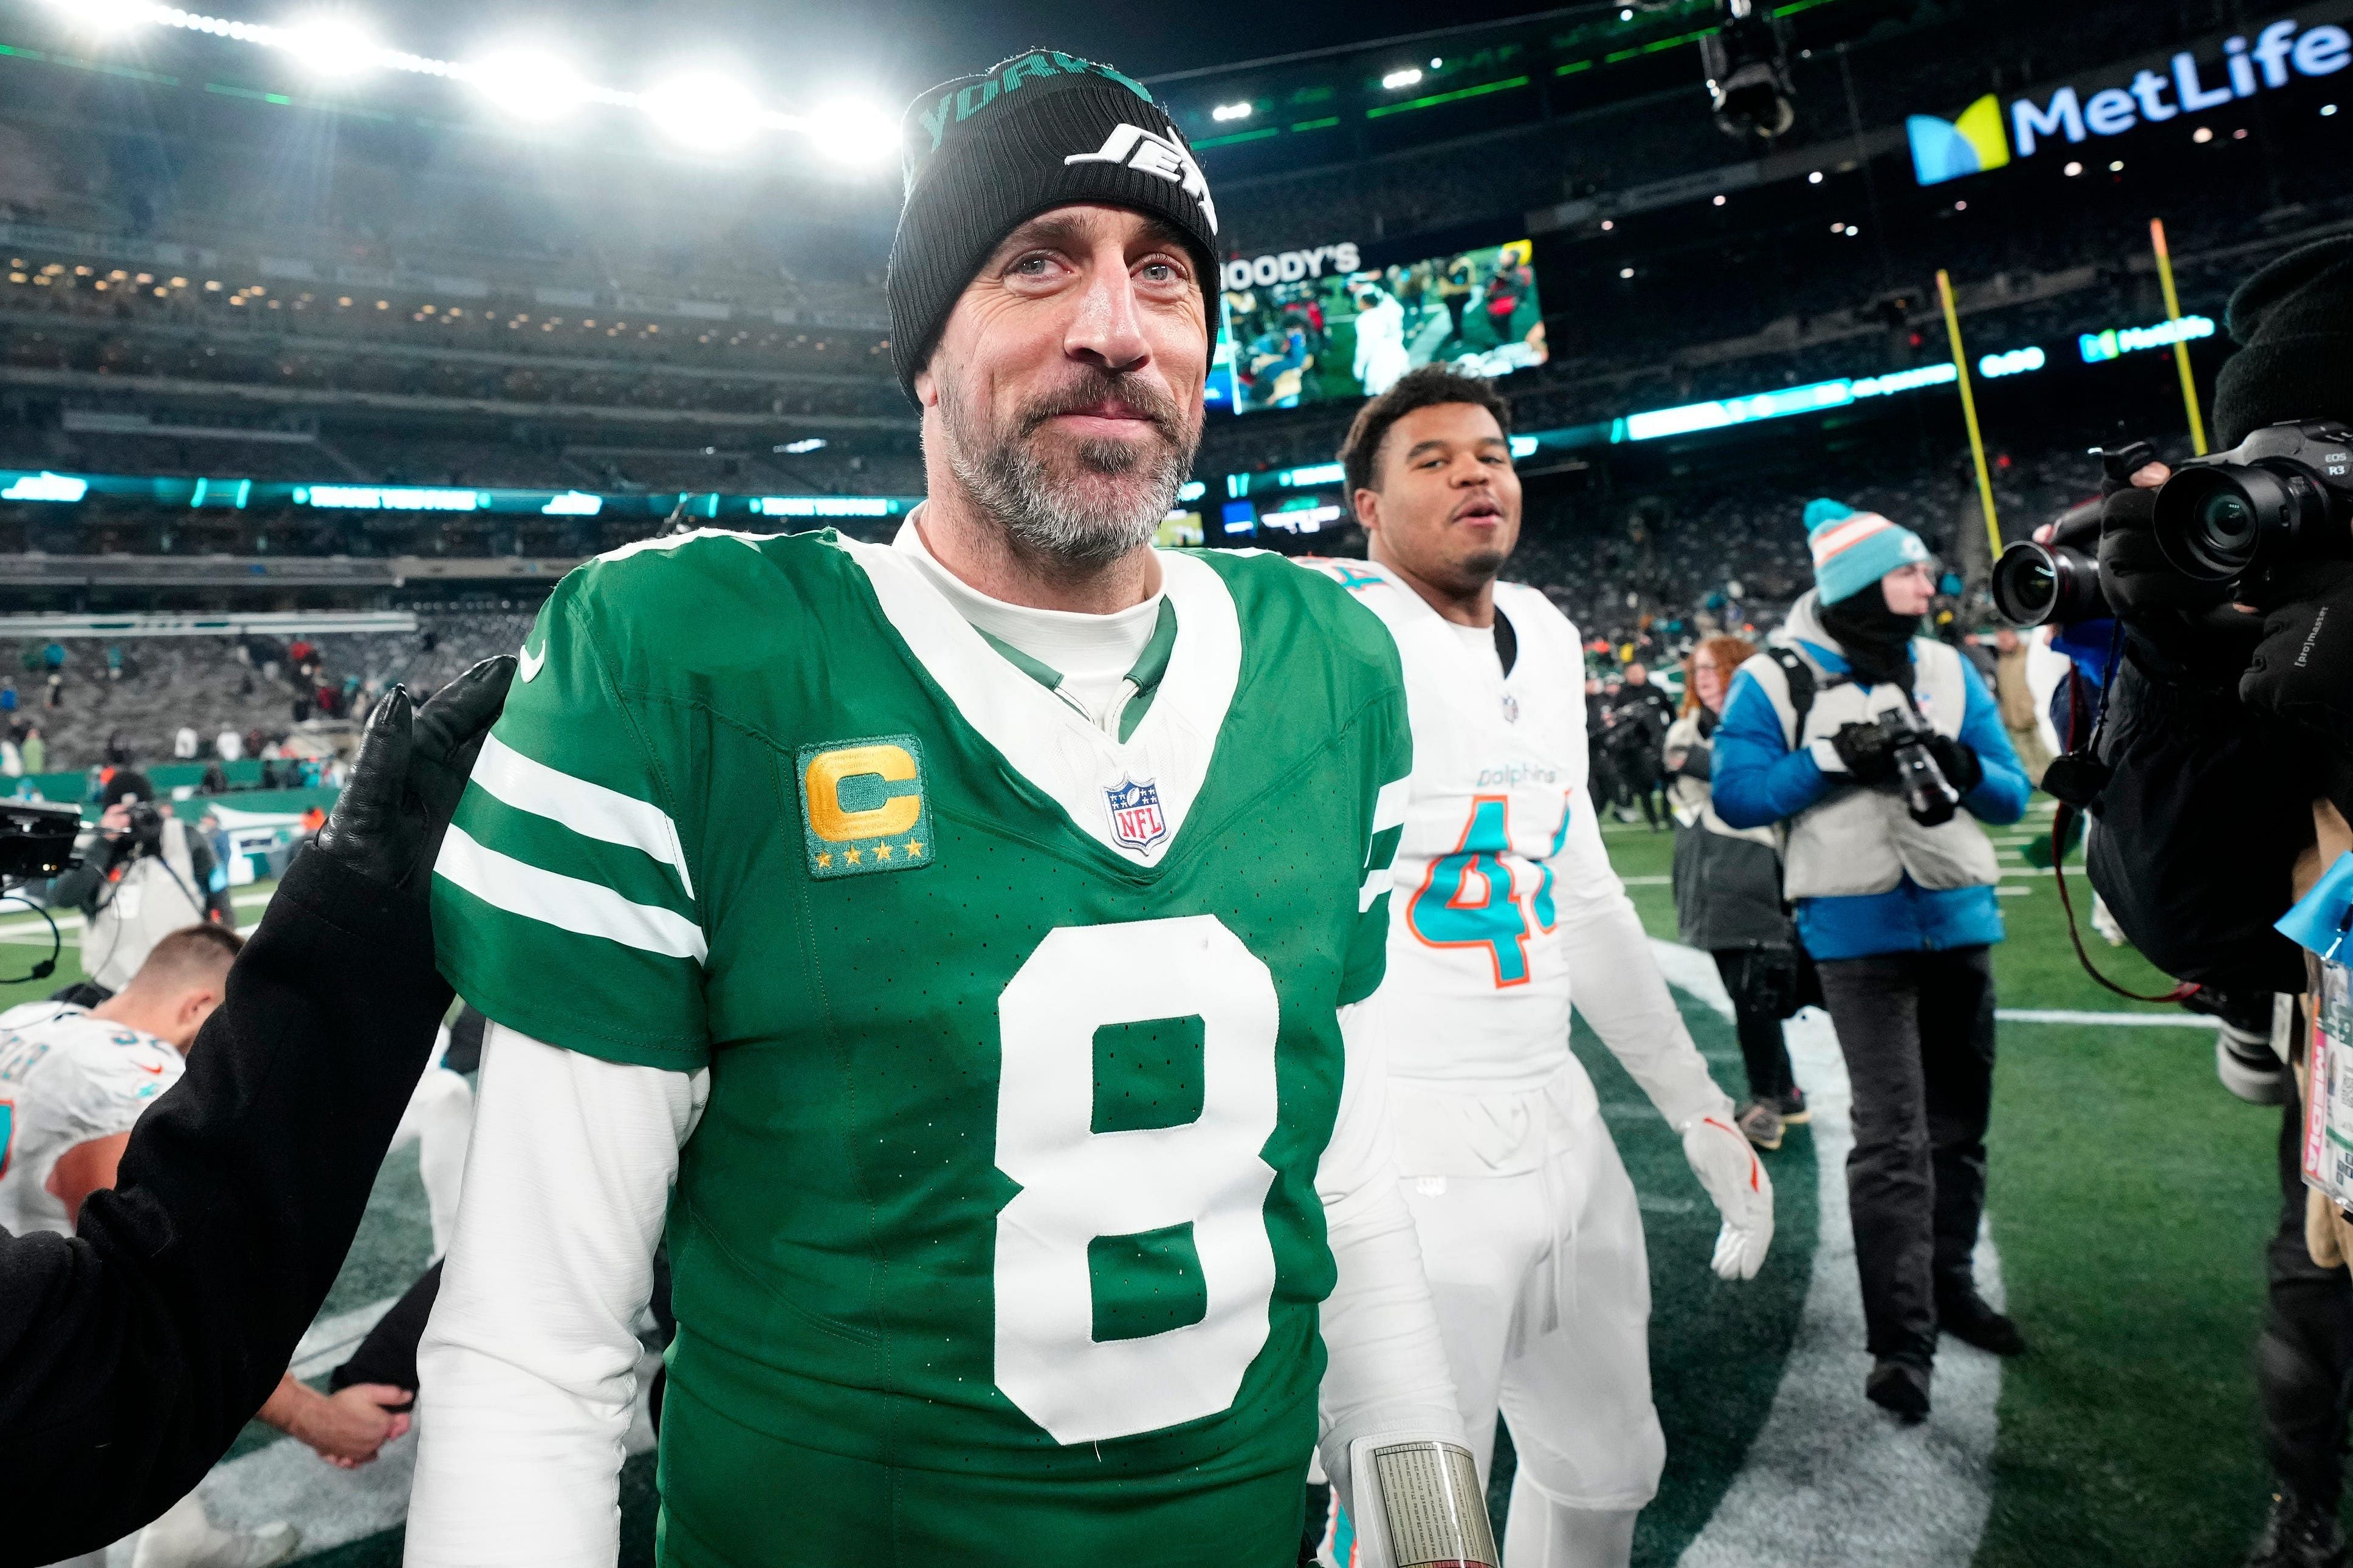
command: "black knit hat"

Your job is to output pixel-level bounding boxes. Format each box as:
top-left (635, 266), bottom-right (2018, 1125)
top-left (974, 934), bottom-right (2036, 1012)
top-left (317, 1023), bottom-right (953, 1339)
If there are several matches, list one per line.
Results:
top-left (2211, 237), bottom-right (2353, 448)
top-left (884, 50), bottom-right (1221, 400)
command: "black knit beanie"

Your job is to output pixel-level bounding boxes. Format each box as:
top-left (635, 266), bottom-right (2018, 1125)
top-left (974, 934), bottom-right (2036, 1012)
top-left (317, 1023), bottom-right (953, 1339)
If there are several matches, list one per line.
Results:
top-left (2211, 236), bottom-right (2353, 448)
top-left (884, 50), bottom-right (1222, 401)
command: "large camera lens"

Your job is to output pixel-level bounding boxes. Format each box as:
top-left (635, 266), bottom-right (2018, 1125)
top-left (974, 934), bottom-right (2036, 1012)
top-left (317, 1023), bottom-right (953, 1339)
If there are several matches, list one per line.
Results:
top-left (2195, 489), bottom-right (2257, 549)
top-left (1991, 539), bottom-right (2107, 626)
top-left (2154, 464), bottom-right (2301, 582)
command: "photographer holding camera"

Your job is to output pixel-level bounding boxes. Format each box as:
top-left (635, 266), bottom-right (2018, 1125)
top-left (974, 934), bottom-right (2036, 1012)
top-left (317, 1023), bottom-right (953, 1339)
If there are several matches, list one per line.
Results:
top-left (49, 769), bottom-right (228, 999)
top-left (2064, 239), bottom-right (2353, 1568)
top-left (1712, 497), bottom-right (2033, 1420)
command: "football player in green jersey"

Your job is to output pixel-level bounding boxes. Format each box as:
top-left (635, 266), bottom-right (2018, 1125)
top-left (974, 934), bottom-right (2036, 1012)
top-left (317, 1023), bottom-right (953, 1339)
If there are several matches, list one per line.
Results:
top-left (406, 52), bottom-right (1493, 1568)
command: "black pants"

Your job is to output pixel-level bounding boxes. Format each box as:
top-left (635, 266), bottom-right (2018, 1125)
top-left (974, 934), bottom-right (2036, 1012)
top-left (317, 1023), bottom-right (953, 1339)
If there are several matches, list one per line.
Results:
top-left (1590, 747), bottom-right (1623, 814)
top-left (1815, 945), bottom-right (1997, 1366)
top-left (2263, 1090), bottom-right (2353, 1503)
top-left (1711, 950), bottom-right (1797, 1104)
top-left (1612, 750), bottom-right (1664, 827)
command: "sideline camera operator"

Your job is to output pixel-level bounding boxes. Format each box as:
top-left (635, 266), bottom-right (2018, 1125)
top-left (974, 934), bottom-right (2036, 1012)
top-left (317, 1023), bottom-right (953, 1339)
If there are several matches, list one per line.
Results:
top-left (0, 657), bottom-right (511, 1564)
top-left (1712, 497), bottom-right (2033, 1422)
top-left (2069, 238), bottom-right (2353, 1568)
top-left (48, 769), bottom-right (232, 1000)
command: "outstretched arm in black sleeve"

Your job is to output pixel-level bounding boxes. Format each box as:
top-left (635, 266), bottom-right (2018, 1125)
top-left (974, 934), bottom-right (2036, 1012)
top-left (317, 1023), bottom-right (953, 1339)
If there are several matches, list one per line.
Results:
top-left (0, 656), bottom-right (512, 1564)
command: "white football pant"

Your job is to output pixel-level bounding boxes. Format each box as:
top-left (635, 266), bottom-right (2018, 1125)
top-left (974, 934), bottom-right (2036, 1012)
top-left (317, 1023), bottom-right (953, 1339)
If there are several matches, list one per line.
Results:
top-left (1393, 1067), bottom-right (1663, 1568)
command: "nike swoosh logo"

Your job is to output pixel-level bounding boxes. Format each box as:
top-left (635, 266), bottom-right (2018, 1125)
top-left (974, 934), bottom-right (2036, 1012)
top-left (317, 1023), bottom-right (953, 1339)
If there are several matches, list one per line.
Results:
top-left (136, 1063), bottom-right (163, 1075)
top-left (519, 643), bottom-right (545, 682)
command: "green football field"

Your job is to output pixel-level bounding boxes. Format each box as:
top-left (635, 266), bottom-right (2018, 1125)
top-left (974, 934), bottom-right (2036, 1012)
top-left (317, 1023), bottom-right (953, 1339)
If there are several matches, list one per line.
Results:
top-left (32, 812), bottom-right (2296, 1566)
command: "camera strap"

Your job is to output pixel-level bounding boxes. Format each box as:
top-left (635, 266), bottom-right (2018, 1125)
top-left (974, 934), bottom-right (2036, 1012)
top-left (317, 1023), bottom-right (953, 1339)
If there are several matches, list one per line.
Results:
top-left (1765, 647), bottom-right (1818, 742)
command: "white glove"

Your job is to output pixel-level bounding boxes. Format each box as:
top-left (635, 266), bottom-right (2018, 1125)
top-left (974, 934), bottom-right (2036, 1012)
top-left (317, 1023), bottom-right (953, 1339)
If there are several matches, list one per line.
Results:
top-left (1681, 1114), bottom-right (1774, 1281)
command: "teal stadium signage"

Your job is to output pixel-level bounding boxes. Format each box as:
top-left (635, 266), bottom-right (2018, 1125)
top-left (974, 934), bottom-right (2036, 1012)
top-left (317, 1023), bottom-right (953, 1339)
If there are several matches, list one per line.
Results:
top-left (1908, 14), bottom-right (2353, 185)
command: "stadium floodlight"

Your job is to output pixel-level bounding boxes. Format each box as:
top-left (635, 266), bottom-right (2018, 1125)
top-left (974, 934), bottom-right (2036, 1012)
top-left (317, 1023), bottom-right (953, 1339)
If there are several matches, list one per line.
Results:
top-left (1211, 102), bottom-right (1252, 122)
top-left (465, 49), bottom-right (591, 120)
top-left (275, 15), bottom-right (382, 77)
top-left (1381, 67), bottom-right (1423, 90)
top-left (42, 0), bottom-right (149, 38)
top-left (778, 437), bottom-right (828, 454)
top-left (641, 71), bottom-right (762, 151)
top-left (801, 99), bottom-right (899, 168)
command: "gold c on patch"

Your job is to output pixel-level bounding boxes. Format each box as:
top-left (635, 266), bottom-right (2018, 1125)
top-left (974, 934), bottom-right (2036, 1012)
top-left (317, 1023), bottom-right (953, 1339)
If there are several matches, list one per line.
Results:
top-left (798, 735), bottom-right (935, 880)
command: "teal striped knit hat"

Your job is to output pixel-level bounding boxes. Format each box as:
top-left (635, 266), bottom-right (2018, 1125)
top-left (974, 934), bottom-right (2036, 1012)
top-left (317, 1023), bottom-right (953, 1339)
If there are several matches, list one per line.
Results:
top-left (1805, 497), bottom-right (1930, 604)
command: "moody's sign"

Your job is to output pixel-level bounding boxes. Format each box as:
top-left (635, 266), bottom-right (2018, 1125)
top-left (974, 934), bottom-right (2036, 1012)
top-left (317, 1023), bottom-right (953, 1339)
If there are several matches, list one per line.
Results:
top-left (1910, 15), bottom-right (2352, 185)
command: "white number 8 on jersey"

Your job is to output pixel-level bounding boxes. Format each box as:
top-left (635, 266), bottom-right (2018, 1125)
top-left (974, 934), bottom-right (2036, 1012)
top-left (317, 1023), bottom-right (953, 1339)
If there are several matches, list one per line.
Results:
top-left (994, 916), bottom-right (1281, 1446)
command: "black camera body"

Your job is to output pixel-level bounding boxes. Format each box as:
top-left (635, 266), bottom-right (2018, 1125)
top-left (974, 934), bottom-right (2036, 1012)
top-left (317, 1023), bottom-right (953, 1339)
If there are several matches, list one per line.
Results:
top-left (2154, 419), bottom-right (2353, 597)
top-left (1993, 424), bottom-right (2353, 626)
top-left (123, 800), bottom-right (166, 855)
top-left (0, 799), bottom-right (84, 880)
top-left (1991, 497), bottom-right (2106, 628)
top-left (1849, 708), bottom-right (1963, 827)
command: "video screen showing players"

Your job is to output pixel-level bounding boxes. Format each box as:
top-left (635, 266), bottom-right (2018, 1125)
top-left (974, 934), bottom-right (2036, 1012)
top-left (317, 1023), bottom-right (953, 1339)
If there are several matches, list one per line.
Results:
top-left (1216, 239), bottom-right (1547, 415)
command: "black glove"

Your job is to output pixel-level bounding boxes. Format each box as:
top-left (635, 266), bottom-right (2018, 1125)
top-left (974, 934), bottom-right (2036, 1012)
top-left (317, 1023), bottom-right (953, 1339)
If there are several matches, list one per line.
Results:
top-left (2237, 558), bottom-right (2353, 746)
top-left (2098, 484), bottom-right (2264, 682)
top-left (1829, 722), bottom-right (1899, 785)
top-left (1674, 741), bottom-right (1712, 781)
top-left (314, 657), bottom-right (516, 899)
top-left (1925, 733), bottom-right (1985, 794)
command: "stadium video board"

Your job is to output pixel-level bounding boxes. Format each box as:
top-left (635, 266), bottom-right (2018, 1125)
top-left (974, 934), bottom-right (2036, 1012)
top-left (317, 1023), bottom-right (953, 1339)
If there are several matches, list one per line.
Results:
top-left (1208, 240), bottom-right (1547, 415)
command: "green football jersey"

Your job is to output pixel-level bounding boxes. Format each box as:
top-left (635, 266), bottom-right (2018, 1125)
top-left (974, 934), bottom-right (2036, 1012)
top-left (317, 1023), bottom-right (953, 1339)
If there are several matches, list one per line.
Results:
top-left (431, 526), bottom-right (1410, 1566)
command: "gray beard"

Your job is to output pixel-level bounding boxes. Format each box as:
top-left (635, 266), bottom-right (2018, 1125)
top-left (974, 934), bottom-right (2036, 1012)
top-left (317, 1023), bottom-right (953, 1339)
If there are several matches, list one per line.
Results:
top-left (940, 383), bottom-right (1193, 572)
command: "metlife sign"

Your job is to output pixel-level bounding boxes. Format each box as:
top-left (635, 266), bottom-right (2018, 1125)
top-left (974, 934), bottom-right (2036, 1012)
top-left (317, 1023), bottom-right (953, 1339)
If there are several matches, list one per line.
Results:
top-left (1909, 12), bottom-right (2353, 186)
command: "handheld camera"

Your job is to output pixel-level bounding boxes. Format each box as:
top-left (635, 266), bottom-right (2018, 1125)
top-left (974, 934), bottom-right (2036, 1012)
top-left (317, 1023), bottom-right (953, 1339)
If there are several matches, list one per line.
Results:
top-left (2154, 419), bottom-right (2353, 596)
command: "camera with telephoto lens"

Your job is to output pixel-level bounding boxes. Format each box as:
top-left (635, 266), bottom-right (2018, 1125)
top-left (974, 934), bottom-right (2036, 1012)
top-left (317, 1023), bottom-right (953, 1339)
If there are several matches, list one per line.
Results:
top-left (1850, 708), bottom-right (1963, 827)
top-left (122, 799), bottom-right (165, 855)
top-left (2153, 419), bottom-right (2353, 596)
top-left (1991, 497), bottom-right (2107, 628)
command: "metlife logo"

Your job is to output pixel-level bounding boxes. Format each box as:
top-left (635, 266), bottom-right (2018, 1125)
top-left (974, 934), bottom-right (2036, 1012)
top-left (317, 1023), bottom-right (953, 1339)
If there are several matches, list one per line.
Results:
top-left (1908, 13), bottom-right (2353, 187)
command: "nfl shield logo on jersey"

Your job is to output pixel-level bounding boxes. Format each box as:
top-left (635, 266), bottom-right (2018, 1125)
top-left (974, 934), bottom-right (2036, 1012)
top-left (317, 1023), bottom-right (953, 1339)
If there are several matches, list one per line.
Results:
top-left (1104, 777), bottom-right (1169, 852)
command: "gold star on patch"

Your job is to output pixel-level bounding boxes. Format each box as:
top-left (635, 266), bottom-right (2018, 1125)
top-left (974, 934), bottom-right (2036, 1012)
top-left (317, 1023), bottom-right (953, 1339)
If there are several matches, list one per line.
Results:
top-left (905, 839), bottom-right (924, 858)
top-left (844, 847), bottom-right (862, 865)
top-left (874, 842), bottom-right (894, 861)
top-left (816, 852), bottom-right (833, 869)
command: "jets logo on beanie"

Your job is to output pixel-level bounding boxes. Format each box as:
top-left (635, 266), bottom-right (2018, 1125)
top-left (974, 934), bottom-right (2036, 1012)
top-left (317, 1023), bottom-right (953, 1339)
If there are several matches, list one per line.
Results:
top-left (885, 50), bottom-right (1221, 400)
top-left (1805, 496), bottom-right (1929, 604)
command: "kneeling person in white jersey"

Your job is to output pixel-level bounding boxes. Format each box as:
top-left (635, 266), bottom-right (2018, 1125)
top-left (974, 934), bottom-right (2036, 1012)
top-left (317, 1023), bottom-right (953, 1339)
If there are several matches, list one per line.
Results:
top-left (5, 925), bottom-right (415, 1568)
top-left (1317, 366), bottom-right (1773, 1568)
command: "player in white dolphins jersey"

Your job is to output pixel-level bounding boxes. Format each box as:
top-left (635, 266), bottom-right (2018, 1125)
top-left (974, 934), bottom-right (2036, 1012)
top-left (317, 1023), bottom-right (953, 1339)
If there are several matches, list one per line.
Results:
top-left (1314, 366), bottom-right (1774, 1568)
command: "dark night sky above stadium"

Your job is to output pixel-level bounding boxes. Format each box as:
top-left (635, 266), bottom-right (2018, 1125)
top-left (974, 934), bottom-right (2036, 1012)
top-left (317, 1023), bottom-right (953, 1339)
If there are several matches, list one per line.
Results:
top-left (386, 0), bottom-right (1558, 98)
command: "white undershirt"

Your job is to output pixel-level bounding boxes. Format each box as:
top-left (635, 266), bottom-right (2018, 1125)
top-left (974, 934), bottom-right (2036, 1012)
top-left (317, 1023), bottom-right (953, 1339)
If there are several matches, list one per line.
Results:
top-left (894, 515), bottom-right (1165, 722)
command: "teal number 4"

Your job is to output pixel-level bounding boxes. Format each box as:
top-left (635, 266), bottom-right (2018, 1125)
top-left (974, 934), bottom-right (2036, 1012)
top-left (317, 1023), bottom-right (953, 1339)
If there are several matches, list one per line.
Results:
top-left (1407, 796), bottom-right (1534, 987)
